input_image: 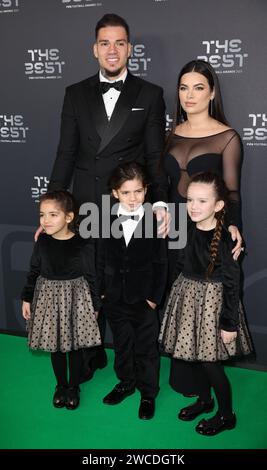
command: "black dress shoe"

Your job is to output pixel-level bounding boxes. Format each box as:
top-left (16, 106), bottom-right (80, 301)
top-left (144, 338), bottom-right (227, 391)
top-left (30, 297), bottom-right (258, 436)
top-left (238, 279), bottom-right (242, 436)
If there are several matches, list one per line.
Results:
top-left (138, 398), bottom-right (155, 420)
top-left (65, 386), bottom-right (80, 410)
top-left (178, 398), bottom-right (214, 421)
top-left (53, 385), bottom-right (68, 408)
top-left (196, 411), bottom-right (236, 436)
top-left (103, 383), bottom-right (135, 405)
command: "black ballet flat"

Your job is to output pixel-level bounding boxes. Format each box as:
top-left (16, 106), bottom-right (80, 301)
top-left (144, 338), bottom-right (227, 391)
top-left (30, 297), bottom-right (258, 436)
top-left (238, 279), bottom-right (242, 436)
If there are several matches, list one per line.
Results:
top-left (178, 398), bottom-right (214, 421)
top-left (195, 411), bottom-right (236, 436)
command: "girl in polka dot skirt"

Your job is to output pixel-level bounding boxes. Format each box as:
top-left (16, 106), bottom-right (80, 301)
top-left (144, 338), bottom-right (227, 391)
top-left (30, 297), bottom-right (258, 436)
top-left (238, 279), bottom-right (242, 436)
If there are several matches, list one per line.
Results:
top-left (22, 190), bottom-right (101, 410)
top-left (159, 172), bottom-right (253, 435)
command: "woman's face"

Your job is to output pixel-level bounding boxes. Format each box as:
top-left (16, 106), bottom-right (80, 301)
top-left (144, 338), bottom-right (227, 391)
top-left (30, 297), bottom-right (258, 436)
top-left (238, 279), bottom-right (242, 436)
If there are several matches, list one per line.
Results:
top-left (179, 71), bottom-right (214, 117)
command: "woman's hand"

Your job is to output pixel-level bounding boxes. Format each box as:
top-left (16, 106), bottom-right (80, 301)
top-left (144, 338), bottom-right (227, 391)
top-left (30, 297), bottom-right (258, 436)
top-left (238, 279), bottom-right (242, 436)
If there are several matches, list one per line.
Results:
top-left (34, 225), bottom-right (44, 242)
top-left (228, 225), bottom-right (243, 261)
top-left (22, 301), bottom-right (31, 320)
top-left (221, 329), bottom-right (237, 344)
top-left (154, 208), bottom-right (171, 238)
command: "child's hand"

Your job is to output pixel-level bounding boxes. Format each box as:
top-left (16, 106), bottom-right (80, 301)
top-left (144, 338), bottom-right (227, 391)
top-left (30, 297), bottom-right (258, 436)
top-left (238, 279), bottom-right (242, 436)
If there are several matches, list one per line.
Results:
top-left (94, 311), bottom-right (99, 320)
top-left (220, 329), bottom-right (237, 344)
top-left (22, 301), bottom-right (31, 320)
top-left (146, 299), bottom-right (157, 310)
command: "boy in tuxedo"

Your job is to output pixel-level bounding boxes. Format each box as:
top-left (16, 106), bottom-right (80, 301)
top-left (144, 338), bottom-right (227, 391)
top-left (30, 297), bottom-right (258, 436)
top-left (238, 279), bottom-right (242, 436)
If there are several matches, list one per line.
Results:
top-left (98, 162), bottom-right (167, 420)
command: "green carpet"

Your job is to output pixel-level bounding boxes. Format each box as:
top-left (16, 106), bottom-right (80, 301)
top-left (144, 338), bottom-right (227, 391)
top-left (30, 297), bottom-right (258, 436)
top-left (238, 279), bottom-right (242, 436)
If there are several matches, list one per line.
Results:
top-left (0, 333), bottom-right (266, 449)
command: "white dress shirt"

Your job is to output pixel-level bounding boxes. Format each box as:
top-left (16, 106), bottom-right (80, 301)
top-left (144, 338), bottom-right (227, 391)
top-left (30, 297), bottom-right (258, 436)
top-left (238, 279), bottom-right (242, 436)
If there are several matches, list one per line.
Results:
top-left (99, 69), bottom-right (128, 121)
top-left (117, 203), bottom-right (144, 247)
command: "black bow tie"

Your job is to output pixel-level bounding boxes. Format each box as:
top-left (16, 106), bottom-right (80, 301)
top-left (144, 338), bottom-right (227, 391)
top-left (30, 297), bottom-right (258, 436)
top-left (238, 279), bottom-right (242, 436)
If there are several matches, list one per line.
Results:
top-left (119, 214), bottom-right (140, 223)
top-left (100, 80), bottom-right (124, 94)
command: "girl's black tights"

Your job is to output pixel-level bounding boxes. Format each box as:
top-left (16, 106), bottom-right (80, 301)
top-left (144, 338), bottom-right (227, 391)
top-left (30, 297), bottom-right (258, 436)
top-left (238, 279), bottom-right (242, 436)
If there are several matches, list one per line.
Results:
top-left (194, 361), bottom-right (233, 417)
top-left (51, 350), bottom-right (82, 387)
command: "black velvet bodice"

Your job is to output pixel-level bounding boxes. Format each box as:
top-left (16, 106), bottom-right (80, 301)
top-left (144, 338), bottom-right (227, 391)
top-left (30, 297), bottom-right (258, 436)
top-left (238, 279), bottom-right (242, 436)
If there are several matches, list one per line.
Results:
top-left (21, 234), bottom-right (100, 309)
top-left (174, 224), bottom-right (240, 331)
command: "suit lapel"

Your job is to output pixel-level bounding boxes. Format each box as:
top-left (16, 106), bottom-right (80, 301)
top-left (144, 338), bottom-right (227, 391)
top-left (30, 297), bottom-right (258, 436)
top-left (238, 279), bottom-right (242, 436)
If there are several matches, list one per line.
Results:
top-left (97, 73), bottom-right (142, 154)
top-left (83, 74), bottom-right (108, 140)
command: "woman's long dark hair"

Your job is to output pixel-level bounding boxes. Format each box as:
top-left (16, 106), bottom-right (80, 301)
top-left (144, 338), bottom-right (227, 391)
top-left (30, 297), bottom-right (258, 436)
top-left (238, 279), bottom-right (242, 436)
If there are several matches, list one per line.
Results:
top-left (175, 59), bottom-right (228, 127)
top-left (188, 172), bottom-right (229, 277)
top-left (163, 60), bottom-right (229, 155)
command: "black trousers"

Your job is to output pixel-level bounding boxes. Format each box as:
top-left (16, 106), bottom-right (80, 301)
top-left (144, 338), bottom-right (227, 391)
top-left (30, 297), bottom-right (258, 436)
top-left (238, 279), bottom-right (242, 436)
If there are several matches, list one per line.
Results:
top-left (104, 299), bottom-right (160, 398)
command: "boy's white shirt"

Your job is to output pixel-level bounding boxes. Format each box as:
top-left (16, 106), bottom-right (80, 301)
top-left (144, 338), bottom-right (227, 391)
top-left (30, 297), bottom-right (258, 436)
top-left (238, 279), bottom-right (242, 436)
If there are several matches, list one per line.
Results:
top-left (117, 203), bottom-right (145, 246)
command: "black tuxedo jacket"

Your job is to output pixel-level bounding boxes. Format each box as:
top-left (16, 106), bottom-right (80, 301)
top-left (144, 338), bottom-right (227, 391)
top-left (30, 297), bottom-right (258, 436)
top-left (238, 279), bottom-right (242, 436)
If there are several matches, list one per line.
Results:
top-left (49, 72), bottom-right (167, 206)
top-left (97, 210), bottom-right (168, 305)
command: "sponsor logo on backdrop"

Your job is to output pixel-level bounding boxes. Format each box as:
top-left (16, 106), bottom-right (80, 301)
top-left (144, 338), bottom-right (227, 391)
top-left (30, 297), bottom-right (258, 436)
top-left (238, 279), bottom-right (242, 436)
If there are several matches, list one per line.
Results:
top-left (62, 0), bottom-right (102, 8)
top-left (31, 176), bottom-right (49, 202)
top-left (165, 113), bottom-right (174, 132)
top-left (25, 49), bottom-right (65, 80)
top-left (197, 39), bottom-right (248, 74)
top-left (128, 44), bottom-right (151, 77)
top-left (0, 114), bottom-right (29, 143)
top-left (0, 0), bottom-right (19, 13)
top-left (243, 113), bottom-right (267, 147)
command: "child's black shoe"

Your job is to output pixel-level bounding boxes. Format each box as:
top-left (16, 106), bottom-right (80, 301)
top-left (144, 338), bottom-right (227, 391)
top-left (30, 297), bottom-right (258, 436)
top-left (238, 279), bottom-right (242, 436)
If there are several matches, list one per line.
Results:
top-left (66, 386), bottom-right (80, 410)
top-left (195, 411), bottom-right (236, 436)
top-left (53, 385), bottom-right (68, 408)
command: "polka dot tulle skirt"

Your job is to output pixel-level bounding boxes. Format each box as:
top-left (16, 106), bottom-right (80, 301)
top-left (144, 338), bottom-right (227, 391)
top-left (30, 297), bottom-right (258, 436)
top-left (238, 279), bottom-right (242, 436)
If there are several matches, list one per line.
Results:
top-left (159, 274), bottom-right (253, 362)
top-left (27, 276), bottom-right (101, 353)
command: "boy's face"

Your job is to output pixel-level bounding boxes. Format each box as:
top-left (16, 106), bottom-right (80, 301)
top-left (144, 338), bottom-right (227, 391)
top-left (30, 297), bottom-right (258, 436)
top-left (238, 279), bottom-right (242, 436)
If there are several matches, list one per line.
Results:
top-left (112, 178), bottom-right (147, 212)
top-left (39, 200), bottom-right (73, 238)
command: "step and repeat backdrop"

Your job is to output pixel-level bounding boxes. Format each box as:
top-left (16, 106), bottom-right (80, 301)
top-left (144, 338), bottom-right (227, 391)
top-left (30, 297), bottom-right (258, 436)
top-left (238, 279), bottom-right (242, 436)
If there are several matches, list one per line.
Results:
top-left (0, 0), bottom-right (266, 368)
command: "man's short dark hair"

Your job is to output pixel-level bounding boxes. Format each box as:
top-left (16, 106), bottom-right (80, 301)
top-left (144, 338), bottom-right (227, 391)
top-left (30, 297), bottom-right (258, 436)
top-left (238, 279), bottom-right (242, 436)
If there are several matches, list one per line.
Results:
top-left (95, 13), bottom-right (130, 42)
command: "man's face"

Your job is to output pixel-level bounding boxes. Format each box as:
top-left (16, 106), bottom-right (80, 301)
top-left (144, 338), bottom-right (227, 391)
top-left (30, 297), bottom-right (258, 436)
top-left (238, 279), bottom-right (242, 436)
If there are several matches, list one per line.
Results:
top-left (93, 26), bottom-right (132, 79)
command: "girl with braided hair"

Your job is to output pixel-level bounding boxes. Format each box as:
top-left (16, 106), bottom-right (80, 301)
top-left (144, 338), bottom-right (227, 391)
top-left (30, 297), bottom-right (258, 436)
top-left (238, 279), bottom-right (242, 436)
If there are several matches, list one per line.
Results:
top-left (159, 172), bottom-right (253, 435)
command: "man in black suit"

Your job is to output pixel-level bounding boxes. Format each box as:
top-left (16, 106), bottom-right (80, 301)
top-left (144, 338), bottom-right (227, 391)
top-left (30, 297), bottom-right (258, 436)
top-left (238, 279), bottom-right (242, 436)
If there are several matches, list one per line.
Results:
top-left (45, 13), bottom-right (168, 381)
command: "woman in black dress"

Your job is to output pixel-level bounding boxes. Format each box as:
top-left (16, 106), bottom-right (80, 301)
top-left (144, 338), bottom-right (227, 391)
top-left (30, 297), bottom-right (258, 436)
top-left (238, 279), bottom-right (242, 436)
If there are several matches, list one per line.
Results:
top-left (162, 60), bottom-right (243, 396)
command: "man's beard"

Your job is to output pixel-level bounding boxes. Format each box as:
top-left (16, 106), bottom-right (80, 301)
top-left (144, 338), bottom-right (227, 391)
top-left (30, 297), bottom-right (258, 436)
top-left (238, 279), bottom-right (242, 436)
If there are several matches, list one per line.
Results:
top-left (102, 66), bottom-right (124, 79)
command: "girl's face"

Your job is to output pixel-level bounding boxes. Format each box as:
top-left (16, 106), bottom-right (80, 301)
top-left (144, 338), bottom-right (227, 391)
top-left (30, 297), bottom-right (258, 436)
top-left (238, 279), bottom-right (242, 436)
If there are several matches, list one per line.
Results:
top-left (40, 200), bottom-right (74, 238)
top-left (187, 182), bottom-right (224, 228)
top-left (112, 177), bottom-right (147, 211)
top-left (179, 71), bottom-right (214, 117)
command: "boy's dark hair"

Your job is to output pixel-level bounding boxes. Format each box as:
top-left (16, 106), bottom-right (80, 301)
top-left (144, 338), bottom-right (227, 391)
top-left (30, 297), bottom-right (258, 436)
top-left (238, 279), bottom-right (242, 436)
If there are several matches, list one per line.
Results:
top-left (95, 13), bottom-right (130, 42)
top-left (39, 190), bottom-right (78, 232)
top-left (189, 172), bottom-right (229, 277)
top-left (108, 162), bottom-right (148, 192)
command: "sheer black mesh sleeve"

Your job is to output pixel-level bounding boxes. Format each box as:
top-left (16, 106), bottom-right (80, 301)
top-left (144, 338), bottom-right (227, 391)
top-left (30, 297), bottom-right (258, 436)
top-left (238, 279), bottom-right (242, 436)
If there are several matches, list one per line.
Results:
top-left (222, 132), bottom-right (243, 229)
